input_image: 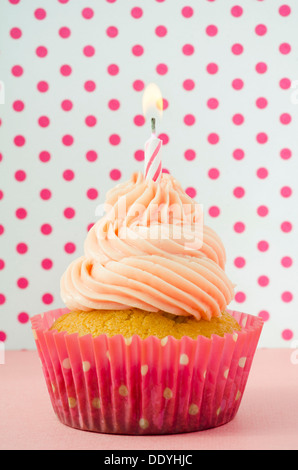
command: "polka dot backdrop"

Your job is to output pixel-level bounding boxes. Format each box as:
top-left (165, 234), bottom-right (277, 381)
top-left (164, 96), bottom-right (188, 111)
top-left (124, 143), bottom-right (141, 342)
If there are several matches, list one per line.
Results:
top-left (0, 0), bottom-right (298, 348)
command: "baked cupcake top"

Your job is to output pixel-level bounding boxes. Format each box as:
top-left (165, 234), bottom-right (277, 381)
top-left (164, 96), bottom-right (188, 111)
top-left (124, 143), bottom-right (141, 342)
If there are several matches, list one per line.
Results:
top-left (60, 172), bottom-right (235, 320)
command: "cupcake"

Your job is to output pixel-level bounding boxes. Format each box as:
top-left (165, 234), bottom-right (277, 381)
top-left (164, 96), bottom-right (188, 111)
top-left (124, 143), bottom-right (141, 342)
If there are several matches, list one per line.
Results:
top-left (31, 172), bottom-right (263, 434)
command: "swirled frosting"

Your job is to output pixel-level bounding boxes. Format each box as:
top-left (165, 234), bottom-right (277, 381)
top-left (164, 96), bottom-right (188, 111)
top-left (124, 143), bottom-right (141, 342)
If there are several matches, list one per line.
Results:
top-left (60, 172), bottom-right (235, 320)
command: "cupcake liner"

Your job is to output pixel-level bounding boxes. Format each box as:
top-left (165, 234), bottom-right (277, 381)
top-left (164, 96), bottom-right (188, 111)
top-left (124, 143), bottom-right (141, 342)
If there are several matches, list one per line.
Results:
top-left (31, 308), bottom-right (263, 434)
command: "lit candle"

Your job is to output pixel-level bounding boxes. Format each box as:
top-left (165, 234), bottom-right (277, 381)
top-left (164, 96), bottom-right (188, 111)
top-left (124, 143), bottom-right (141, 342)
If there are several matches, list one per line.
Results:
top-left (144, 117), bottom-right (162, 182)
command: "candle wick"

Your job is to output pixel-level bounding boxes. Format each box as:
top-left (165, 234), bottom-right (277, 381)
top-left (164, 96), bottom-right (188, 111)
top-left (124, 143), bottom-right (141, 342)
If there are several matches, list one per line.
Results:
top-left (151, 117), bottom-right (156, 134)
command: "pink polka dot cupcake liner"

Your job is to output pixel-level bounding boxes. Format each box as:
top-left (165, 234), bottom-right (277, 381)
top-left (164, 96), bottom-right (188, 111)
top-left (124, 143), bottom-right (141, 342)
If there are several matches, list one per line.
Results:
top-left (31, 308), bottom-right (263, 435)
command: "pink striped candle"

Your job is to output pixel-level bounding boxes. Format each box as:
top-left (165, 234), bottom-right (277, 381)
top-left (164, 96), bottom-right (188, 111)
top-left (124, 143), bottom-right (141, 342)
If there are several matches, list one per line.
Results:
top-left (144, 118), bottom-right (163, 182)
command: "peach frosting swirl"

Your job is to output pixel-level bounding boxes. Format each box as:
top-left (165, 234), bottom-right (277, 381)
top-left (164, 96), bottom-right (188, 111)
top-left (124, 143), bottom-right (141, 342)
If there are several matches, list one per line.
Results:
top-left (60, 172), bottom-right (235, 320)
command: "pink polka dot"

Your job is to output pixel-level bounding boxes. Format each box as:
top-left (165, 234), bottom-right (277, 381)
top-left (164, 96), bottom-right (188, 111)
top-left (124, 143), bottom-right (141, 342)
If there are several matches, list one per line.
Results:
top-left (182, 6), bottom-right (193, 18)
top-left (234, 222), bottom-right (245, 233)
top-left (158, 133), bottom-right (169, 145)
top-left (0, 225), bottom-right (4, 236)
top-left (0, 331), bottom-right (6, 342)
top-left (14, 135), bottom-right (25, 147)
top-left (235, 292), bottom-right (246, 303)
top-left (18, 312), bottom-right (29, 324)
top-left (0, 294), bottom-right (5, 306)
top-left (281, 256), bottom-right (292, 267)
top-left (280, 148), bottom-right (291, 160)
top-left (61, 99), bottom-right (73, 111)
top-left (15, 170), bottom-right (26, 182)
top-left (85, 115), bottom-right (97, 127)
top-left (42, 293), bottom-right (54, 305)
top-left (255, 62), bottom-right (267, 74)
top-left (16, 242), bottom-right (28, 254)
top-left (87, 188), bottom-right (98, 200)
top-left (8, 0), bottom-right (21, 4)
top-left (279, 43), bottom-right (291, 54)
top-left (82, 7), bottom-right (94, 19)
top-left (280, 113), bottom-right (291, 124)
top-left (40, 223), bottom-right (52, 235)
top-left (39, 151), bottom-right (51, 162)
top-left (256, 132), bottom-right (268, 144)
top-left (0, 259), bottom-right (5, 270)
top-left (87, 222), bottom-right (95, 232)
top-left (184, 114), bottom-right (195, 126)
top-left (208, 206), bottom-right (220, 217)
top-left (84, 80), bottom-right (96, 92)
top-left (86, 150), bottom-right (98, 162)
top-left (206, 25), bottom-right (218, 36)
top-left (134, 150), bottom-right (144, 162)
top-left (106, 26), bottom-right (118, 38)
top-left (17, 277), bottom-right (28, 289)
top-left (233, 148), bottom-right (245, 160)
top-left (258, 275), bottom-right (269, 287)
top-left (63, 169), bottom-right (75, 181)
top-left (38, 116), bottom-right (50, 128)
top-left (36, 46), bottom-right (48, 58)
top-left (40, 189), bottom-right (51, 200)
top-left (207, 133), bottom-right (219, 145)
top-left (10, 27), bottom-right (22, 39)
top-left (106, 0), bottom-right (117, 2)
top-left (233, 186), bottom-right (245, 198)
top-left (231, 78), bottom-right (244, 90)
top-left (109, 134), bottom-right (121, 145)
top-left (155, 25), bottom-right (167, 37)
top-left (279, 5), bottom-right (291, 16)
top-left (11, 65), bottom-right (23, 77)
top-left (133, 80), bottom-right (144, 91)
top-left (280, 186), bottom-right (292, 198)
top-left (234, 257), bottom-right (246, 268)
top-left (64, 207), bottom-right (75, 219)
top-left (131, 7), bottom-right (143, 18)
top-left (182, 44), bottom-right (194, 55)
top-left (256, 167), bottom-right (268, 179)
top-left (231, 6), bottom-right (243, 17)
top-left (156, 63), bottom-right (168, 75)
top-left (281, 291), bottom-right (293, 303)
top-left (255, 24), bottom-right (267, 36)
top-left (258, 310), bottom-right (270, 322)
top-left (184, 149), bottom-right (196, 161)
top-left (37, 81), bottom-right (49, 92)
top-left (185, 187), bottom-right (197, 198)
top-left (12, 100), bottom-right (24, 112)
top-left (256, 97), bottom-right (268, 109)
top-left (282, 329), bottom-right (293, 341)
top-left (281, 221), bottom-right (292, 233)
top-left (206, 63), bottom-right (218, 74)
top-left (41, 258), bottom-right (53, 270)
top-left (64, 242), bottom-right (76, 254)
top-left (257, 205), bottom-right (269, 217)
top-left (62, 135), bottom-right (74, 146)
top-left (208, 168), bottom-right (220, 179)
top-left (231, 43), bottom-right (243, 55)
top-left (183, 79), bottom-right (195, 91)
top-left (107, 64), bottom-right (119, 75)
top-left (132, 45), bottom-right (144, 56)
top-left (83, 45), bottom-right (95, 57)
top-left (15, 208), bottom-right (27, 219)
top-left (279, 78), bottom-right (291, 89)
top-left (59, 26), bottom-right (71, 38)
top-left (134, 115), bottom-right (145, 126)
top-left (207, 98), bottom-right (219, 109)
top-left (257, 240), bottom-right (269, 252)
top-left (232, 113), bottom-right (244, 125)
top-left (110, 169), bottom-right (121, 180)
top-left (60, 64), bottom-right (72, 76)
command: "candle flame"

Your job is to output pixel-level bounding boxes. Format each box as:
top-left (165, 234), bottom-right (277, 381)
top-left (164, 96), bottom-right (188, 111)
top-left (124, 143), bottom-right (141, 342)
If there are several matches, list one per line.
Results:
top-left (142, 83), bottom-right (163, 123)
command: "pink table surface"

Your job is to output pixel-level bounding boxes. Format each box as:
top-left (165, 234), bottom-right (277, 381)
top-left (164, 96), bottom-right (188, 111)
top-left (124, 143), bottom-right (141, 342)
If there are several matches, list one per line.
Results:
top-left (0, 348), bottom-right (297, 450)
